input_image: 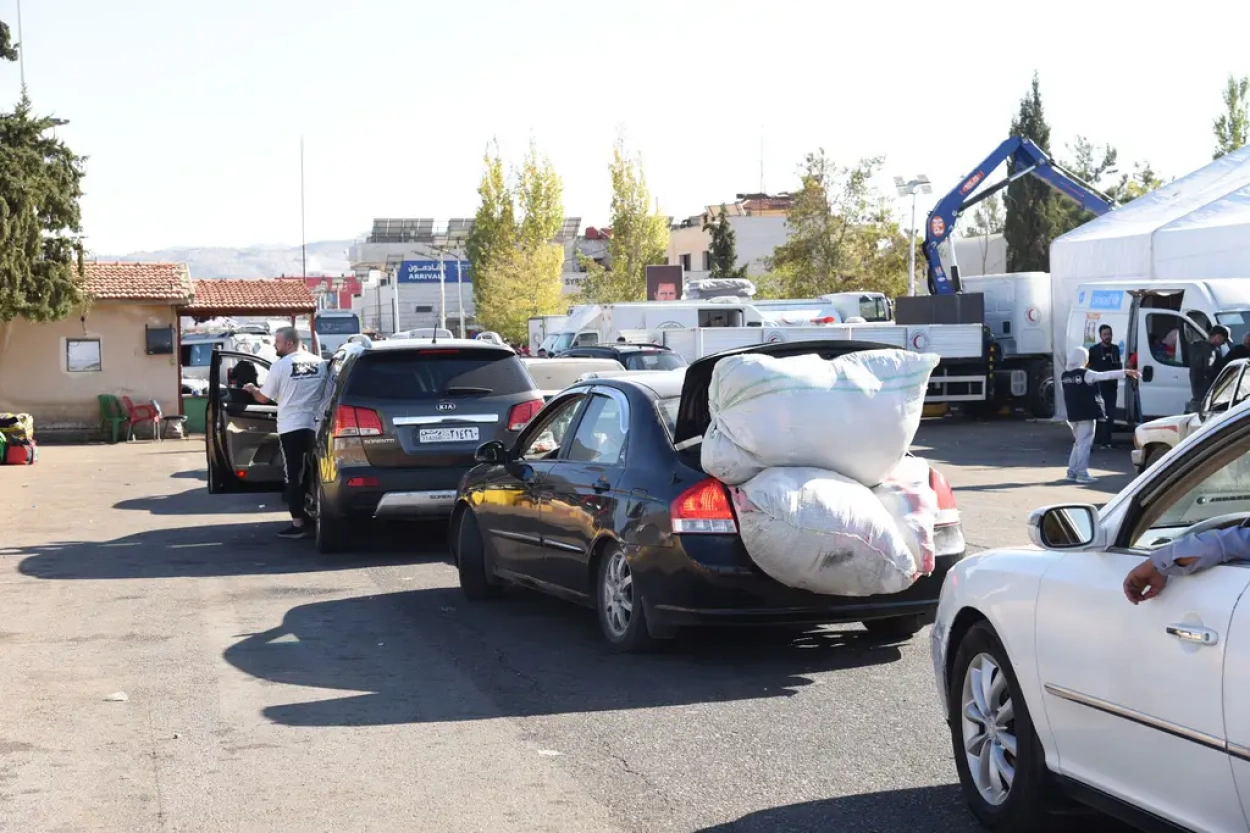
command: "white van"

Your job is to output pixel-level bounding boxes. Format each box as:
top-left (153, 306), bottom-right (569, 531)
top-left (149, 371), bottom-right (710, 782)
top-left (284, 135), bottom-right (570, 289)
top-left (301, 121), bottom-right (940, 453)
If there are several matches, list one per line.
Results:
top-left (1063, 279), bottom-right (1250, 420)
top-left (314, 309), bottom-right (362, 357)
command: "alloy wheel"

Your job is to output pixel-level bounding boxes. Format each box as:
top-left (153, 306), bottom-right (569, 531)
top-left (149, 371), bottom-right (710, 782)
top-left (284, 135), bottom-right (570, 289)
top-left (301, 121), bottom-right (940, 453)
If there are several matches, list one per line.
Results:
top-left (601, 550), bottom-right (633, 638)
top-left (961, 652), bottom-right (1017, 806)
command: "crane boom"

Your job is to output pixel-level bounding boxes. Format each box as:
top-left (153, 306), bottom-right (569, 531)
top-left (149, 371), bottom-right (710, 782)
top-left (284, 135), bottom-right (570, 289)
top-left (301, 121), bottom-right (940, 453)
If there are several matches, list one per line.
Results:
top-left (923, 137), bottom-right (1116, 295)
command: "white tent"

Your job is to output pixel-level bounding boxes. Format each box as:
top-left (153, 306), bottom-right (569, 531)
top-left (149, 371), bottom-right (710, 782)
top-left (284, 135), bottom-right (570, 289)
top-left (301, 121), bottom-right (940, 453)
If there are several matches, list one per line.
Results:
top-left (1049, 145), bottom-right (1250, 418)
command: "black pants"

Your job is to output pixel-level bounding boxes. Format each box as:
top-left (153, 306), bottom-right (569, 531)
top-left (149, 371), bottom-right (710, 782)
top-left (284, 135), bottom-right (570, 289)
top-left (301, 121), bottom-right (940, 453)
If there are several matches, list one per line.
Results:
top-left (279, 429), bottom-right (315, 521)
top-left (1095, 381), bottom-right (1118, 445)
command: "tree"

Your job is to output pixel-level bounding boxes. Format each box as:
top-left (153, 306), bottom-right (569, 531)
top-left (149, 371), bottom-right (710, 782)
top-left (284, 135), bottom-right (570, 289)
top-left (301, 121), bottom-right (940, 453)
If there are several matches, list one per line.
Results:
top-left (1214, 74), bottom-right (1250, 159)
top-left (1003, 73), bottom-right (1064, 273)
top-left (0, 25), bottom-right (87, 323)
top-left (1051, 135), bottom-right (1119, 236)
top-left (961, 193), bottom-right (1005, 275)
top-left (1113, 161), bottom-right (1165, 202)
top-left (702, 205), bottom-right (747, 281)
top-left (577, 141), bottom-right (669, 304)
top-left (465, 141), bottom-right (566, 342)
top-left (762, 150), bottom-right (909, 299)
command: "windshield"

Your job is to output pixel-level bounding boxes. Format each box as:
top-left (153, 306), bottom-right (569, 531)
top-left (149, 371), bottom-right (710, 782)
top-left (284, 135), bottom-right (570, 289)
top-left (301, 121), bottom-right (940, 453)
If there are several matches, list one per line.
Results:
top-left (1217, 312), bottom-right (1250, 345)
top-left (859, 297), bottom-right (890, 322)
top-left (180, 342), bottom-right (219, 367)
top-left (316, 315), bottom-right (360, 335)
top-left (542, 333), bottom-right (574, 354)
top-left (624, 351), bottom-right (687, 371)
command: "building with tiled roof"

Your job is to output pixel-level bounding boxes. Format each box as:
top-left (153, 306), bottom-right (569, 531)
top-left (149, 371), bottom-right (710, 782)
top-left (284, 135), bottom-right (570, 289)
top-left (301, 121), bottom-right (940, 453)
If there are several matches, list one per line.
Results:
top-left (181, 279), bottom-right (316, 317)
top-left (83, 261), bottom-right (194, 302)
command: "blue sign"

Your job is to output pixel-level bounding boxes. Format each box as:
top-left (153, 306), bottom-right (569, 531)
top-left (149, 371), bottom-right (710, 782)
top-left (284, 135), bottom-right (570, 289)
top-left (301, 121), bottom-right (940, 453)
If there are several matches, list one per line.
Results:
top-left (397, 260), bottom-right (472, 285)
top-left (1089, 290), bottom-right (1124, 311)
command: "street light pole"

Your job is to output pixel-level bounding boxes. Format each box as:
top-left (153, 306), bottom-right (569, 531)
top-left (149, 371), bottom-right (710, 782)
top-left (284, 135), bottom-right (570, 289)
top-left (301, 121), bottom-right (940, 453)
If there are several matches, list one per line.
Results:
top-left (894, 175), bottom-right (933, 296)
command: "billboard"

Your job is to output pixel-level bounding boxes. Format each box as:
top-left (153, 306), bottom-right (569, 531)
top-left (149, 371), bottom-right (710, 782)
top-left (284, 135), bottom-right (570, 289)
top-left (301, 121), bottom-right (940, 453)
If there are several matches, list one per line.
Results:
top-left (397, 260), bottom-right (472, 285)
top-left (645, 264), bottom-right (682, 301)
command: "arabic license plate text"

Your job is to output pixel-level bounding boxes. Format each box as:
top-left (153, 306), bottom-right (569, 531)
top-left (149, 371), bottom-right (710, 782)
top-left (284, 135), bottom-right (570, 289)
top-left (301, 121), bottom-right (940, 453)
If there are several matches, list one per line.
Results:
top-left (419, 426), bottom-right (480, 443)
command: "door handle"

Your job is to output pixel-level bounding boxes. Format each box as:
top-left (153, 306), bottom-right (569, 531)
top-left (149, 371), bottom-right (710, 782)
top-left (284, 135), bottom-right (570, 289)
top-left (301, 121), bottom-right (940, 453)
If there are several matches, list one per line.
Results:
top-left (592, 478), bottom-right (611, 493)
top-left (1166, 624), bottom-right (1219, 646)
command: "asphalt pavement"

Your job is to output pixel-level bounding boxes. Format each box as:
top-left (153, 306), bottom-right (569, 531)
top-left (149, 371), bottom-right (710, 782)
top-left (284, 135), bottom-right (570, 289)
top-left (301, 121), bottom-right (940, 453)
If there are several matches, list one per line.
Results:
top-left (0, 418), bottom-right (1140, 833)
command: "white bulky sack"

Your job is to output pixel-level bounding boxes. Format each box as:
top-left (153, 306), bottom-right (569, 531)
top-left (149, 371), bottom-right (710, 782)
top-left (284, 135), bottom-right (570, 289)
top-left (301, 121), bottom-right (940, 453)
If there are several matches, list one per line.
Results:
top-left (871, 457), bottom-right (939, 577)
top-left (701, 349), bottom-right (940, 487)
top-left (732, 467), bottom-right (921, 597)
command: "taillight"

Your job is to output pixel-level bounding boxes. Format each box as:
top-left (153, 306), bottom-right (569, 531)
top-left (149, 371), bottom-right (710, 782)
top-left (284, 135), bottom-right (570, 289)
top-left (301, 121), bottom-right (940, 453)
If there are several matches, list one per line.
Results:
top-left (671, 478), bottom-right (738, 534)
top-left (334, 405), bottom-right (384, 437)
top-left (346, 476), bottom-right (379, 488)
top-left (507, 399), bottom-right (543, 432)
top-left (929, 467), bottom-right (957, 512)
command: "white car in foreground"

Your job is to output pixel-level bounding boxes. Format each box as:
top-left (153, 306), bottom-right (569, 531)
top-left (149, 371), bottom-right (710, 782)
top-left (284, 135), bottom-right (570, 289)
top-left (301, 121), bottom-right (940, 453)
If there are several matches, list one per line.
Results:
top-left (932, 399), bottom-right (1250, 832)
top-left (1133, 357), bottom-right (1249, 473)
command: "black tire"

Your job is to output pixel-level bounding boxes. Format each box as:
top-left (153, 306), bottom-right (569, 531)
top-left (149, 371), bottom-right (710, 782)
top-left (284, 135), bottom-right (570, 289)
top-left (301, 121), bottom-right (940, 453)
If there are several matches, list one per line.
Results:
top-left (595, 545), bottom-right (656, 652)
top-left (206, 453), bottom-right (223, 494)
top-left (862, 614), bottom-right (926, 639)
top-left (1027, 360), bottom-right (1055, 420)
top-left (1142, 444), bottom-right (1168, 472)
top-left (948, 622), bottom-right (1057, 831)
top-left (315, 485), bottom-right (350, 554)
top-left (455, 510), bottom-right (500, 601)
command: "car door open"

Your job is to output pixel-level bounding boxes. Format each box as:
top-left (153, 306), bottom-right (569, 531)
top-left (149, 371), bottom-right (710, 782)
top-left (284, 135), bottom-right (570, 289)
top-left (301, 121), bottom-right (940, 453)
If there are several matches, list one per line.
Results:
top-left (206, 349), bottom-right (285, 493)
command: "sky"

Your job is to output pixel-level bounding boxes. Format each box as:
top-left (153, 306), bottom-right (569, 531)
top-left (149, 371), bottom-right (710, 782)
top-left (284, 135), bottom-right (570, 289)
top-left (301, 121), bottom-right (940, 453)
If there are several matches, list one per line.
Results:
top-left (5, 0), bottom-right (1250, 255)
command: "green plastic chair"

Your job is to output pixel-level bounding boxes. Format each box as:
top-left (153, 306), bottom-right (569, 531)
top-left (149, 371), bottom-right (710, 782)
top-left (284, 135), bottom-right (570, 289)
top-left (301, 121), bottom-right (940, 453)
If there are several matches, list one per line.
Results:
top-left (97, 394), bottom-right (130, 444)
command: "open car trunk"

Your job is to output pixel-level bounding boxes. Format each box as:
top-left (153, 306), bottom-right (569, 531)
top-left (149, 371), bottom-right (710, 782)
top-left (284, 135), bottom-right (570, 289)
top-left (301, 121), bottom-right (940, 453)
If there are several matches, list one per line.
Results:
top-left (671, 339), bottom-right (902, 452)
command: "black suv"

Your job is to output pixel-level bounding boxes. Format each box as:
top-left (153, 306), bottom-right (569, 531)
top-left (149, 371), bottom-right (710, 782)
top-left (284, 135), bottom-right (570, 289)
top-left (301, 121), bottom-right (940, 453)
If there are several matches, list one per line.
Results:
top-left (555, 343), bottom-right (687, 371)
top-left (206, 338), bottom-right (544, 552)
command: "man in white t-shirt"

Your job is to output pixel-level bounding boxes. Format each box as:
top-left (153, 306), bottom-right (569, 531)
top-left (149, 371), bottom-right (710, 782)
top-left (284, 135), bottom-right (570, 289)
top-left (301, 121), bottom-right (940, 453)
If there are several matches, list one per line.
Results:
top-left (243, 327), bottom-right (326, 539)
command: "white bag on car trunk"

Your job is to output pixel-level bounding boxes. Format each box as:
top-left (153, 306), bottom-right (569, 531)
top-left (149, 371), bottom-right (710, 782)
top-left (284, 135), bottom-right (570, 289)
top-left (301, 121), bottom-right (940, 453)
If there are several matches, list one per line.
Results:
top-left (701, 349), bottom-right (940, 487)
top-left (732, 467), bottom-right (921, 597)
top-left (871, 456), bottom-right (939, 577)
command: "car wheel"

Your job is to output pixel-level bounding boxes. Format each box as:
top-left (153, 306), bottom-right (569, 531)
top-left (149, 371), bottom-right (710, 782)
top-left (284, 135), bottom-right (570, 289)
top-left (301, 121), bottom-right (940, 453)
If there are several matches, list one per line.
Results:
top-left (861, 614), bottom-right (926, 639)
top-left (1143, 444), bottom-right (1168, 471)
top-left (315, 485), bottom-right (350, 554)
top-left (596, 546), bottom-right (656, 652)
top-left (455, 510), bottom-right (500, 601)
top-left (949, 622), bottom-right (1056, 831)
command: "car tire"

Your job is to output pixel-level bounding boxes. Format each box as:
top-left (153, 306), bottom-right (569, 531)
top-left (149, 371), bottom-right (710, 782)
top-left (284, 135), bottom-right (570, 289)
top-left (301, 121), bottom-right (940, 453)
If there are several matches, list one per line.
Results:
top-left (948, 621), bottom-right (1058, 831)
top-left (455, 510), bottom-right (501, 601)
top-left (861, 614), bottom-right (926, 639)
top-left (1142, 444), bottom-right (1168, 471)
top-left (315, 485), bottom-right (350, 554)
top-left (1027, 360), bottom-right (1055, 420)
top-left (596, 545), bottom-right (657, 652)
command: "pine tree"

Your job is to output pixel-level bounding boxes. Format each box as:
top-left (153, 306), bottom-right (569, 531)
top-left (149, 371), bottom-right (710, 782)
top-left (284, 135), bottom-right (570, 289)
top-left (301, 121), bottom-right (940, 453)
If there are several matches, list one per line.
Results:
top-left (1214, 74), bottom-right (1250, 159)
top-left (0, 25), bottom-right (87, 323)
top-left (702, 205), bottom-right (747, 280)
top-left (1003, 73), bottom-right (1062, 273)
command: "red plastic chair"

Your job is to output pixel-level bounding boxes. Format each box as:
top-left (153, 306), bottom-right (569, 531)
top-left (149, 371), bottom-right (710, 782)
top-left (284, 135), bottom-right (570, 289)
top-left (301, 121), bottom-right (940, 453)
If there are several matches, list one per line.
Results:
top-left (120, 396), bottom-right (160, 441)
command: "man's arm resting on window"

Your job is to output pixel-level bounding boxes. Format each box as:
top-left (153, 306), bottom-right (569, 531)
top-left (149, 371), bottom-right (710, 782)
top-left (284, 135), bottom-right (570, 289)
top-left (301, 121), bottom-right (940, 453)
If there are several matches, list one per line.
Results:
top-left (244, 384), bottom-right (274, 405)
top-left (1150, 526), bottom-right (1250, 576)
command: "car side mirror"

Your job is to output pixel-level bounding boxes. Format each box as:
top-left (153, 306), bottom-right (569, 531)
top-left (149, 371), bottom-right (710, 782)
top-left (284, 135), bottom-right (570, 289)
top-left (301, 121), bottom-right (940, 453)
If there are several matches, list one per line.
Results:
top-left (474, 440), bottom-right (508, 465)
top-left (1141, 365), bottom-right (1154, 383)
top-left (1028, 504), bottom-right (1099, 550)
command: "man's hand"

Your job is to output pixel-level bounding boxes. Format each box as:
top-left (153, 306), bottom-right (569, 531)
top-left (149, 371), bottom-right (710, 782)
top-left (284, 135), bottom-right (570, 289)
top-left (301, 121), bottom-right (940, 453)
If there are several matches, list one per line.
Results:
top-left (1124, 560), bottom-right (1167, 604)
top-left (1124, 369), bottom-right (1141, 380)
top-left (243, 383), bottom-right (259, 394)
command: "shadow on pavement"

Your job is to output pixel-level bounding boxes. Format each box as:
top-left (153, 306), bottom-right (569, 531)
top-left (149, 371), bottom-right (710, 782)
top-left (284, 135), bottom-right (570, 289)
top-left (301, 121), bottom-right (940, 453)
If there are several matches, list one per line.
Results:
top-left (113, 487), bottom-right (273, 515)
top-left (223, 587), bottom-right (905, 726)
top-left (13, 520), bottom-right (449, 580)
top-left (171, 469), bottom-right (208, 481)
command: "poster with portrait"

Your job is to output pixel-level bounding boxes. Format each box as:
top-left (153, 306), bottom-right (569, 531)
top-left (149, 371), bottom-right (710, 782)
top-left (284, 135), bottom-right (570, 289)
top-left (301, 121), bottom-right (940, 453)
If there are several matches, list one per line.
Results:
top-left (646, 265), bottom-right (682, 302)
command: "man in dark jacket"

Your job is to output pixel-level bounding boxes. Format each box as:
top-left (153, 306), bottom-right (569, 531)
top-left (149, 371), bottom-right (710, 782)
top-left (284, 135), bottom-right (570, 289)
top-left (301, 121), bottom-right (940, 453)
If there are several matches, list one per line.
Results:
top-left (1088, 325), bottom-right (1122, 448)
top-left (1189, 325), bottom-right (1230, 410)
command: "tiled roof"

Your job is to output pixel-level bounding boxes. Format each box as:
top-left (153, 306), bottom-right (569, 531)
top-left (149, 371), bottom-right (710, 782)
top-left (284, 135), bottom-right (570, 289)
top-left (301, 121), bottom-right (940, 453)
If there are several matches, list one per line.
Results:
top-left (182, 279), bottom-right (317, 314)
top-left (84, 262), bottom-right (193, 302)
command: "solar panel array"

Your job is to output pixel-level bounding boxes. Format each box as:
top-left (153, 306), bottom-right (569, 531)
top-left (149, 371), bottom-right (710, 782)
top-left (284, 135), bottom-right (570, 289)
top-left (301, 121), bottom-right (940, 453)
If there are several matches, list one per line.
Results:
top-left (368, 218), bottom-right (435, 243)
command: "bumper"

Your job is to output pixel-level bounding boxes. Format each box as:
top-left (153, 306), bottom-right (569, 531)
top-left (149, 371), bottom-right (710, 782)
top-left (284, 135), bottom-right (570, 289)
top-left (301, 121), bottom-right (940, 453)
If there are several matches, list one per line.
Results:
top-left (322, 466), bottom-right (471, 520)
top-left (1130, 448), bottom-right (1144, 468)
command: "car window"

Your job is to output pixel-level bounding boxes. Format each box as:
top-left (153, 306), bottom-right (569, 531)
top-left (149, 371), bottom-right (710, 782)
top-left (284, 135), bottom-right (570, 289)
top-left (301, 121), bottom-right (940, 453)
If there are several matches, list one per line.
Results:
top-left (566, 394), bottom-right (628, 465)
top-left (624, 351), bottom-right (686, 371)
top-left (1236, 366), bottom-right (1250, 404)
top-left (519, 395), bottom-right (585, 461)
top-left (221, 355), bottom-right (270, 403)
top-left (181, 342), bottom-right (220, 368)
top-left (1131, 435), bottom-right (1250, 548)
top-left (345, 349), bottom-right (531, 399)
top-left (1144, 313), bottom-right (1185, 368)
top-left (656, 397), bottom-right (679, 437)
top-left (1207, 367), bottom-right (1240, 414)
top-left (315, 315), bottom-right (361, 335)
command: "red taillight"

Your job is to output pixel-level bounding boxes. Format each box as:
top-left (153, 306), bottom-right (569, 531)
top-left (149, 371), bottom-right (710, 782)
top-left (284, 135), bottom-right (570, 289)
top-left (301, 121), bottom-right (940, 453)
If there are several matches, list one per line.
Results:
top-left (507, 399), bottom-right (543, 432)
top-left (235, 469), bottom-right (247, 479)
top-left (671, 478), bottom-right (738, 534)
top-left (346, 476), bottom-right (379, 488)
top-left (929, 467), bottom-right (957, 512)
top-left (333, 405), bottom-right (383, 437)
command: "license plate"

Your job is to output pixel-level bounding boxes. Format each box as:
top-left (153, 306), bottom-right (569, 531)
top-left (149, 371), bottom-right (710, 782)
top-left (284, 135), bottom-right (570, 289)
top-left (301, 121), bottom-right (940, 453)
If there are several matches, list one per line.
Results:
top-left (418, 426), bottom-right (480, 443)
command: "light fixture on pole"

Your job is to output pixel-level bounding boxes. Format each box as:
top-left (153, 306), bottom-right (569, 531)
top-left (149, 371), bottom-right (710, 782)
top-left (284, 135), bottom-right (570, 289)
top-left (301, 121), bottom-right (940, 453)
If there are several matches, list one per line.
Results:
top-left (894, 175), bottom-right (933, 296)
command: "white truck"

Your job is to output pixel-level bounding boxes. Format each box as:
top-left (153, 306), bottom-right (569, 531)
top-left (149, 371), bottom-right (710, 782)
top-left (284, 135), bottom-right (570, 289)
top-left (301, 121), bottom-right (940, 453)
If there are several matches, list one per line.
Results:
top-left (528, 315), bottom-right (568, 353)
top-left (313, 309), bottom-right (362, 358)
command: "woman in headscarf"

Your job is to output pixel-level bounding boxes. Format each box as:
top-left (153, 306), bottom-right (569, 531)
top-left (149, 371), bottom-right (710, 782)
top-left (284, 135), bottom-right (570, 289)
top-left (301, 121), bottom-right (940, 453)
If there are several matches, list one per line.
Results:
top-left (1061, 346), bottom-right (1139, 484)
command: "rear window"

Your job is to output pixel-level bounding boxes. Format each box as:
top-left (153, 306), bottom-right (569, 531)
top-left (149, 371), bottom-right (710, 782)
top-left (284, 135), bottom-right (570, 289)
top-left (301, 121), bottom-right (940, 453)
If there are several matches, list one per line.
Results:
top-left (345, 349), bottom-right (532, 400)
top-left (656, 397), bottom-right (680, 437)
top-left (625, 351), bottom-right (686, 371)
top-left (316, 315), bottom-right (360, 335)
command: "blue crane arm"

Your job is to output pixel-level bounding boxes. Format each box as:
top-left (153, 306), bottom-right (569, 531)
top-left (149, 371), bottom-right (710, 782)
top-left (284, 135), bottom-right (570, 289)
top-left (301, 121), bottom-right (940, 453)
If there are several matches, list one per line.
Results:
top-left (923, 137), bottom-right (1116, 295)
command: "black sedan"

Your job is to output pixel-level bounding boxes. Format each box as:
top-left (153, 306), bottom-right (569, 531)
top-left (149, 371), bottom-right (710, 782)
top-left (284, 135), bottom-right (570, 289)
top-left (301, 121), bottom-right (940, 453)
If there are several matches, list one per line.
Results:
top-left (450, 341), bottom-right (967, 651)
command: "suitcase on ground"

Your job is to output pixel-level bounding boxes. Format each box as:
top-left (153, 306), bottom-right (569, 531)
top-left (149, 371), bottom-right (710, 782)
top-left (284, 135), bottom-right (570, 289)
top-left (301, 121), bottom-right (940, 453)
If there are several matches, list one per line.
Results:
top-left (4, 439), bottom-right (36, 465)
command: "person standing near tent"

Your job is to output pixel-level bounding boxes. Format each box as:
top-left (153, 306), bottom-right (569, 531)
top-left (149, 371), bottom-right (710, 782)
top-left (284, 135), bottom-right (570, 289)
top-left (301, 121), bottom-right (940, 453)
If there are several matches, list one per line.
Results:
top-left (1062, 346), bottom-right (1139, 484)
top-left (1088, 324), bottom-right (1122, 449)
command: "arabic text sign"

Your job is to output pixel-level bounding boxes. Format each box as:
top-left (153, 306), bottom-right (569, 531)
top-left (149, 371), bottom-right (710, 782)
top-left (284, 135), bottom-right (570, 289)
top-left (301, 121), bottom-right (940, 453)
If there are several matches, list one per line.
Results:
top-left (397, 260), bottom-right (472, 285)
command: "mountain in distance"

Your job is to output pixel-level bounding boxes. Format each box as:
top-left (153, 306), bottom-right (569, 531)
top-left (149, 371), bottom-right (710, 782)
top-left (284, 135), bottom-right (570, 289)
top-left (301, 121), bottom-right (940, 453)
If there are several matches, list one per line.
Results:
top-left (96, 240), bottom-right (356, 279)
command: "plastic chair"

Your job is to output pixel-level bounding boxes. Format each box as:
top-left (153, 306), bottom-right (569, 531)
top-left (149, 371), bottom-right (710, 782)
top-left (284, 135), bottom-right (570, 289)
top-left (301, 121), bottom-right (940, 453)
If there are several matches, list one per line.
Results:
top-left (120, 396), bottom-right (160, 441)
top-left (97, 395), bottom-right (131, 444)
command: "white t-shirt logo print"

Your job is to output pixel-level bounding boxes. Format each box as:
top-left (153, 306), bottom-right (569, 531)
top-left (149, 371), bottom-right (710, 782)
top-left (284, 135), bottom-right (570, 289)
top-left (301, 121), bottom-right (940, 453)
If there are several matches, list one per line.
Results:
top-left (260, 348), bottom-right (328, 434)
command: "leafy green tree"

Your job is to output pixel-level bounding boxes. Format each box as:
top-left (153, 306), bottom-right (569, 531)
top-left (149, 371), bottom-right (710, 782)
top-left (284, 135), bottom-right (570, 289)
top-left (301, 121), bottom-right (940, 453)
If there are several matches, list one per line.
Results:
top-left (1214, 74), bottom-right (1250, 159)
top-left (963, 193), bottom-right (1005, 238)
top-left (702, 205), bottom-right (747, 280)
top-left (1003, 73), bottom-right (1064, 272)
top-left (1113, 161), bottom-right (1165, 202)
top-left (763, 150), bottom-right (908, 298)
top-left (466, 141), bottom-right (565, 342)
top-left (0, 25), bottom-right (87, 323)
top-left (578, 141), bottom-right (669, 304)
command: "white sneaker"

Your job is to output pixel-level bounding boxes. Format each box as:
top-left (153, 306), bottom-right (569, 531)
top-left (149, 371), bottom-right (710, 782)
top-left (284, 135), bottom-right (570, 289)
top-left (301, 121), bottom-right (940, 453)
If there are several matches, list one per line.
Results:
top-left (1075, 475), bottom-right (1096, 485)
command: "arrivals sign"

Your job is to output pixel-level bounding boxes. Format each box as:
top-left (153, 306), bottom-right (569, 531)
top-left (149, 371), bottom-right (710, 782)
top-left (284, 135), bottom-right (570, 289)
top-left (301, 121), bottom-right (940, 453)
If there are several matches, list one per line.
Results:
top-left (396, 260), bottom-right (472, 285)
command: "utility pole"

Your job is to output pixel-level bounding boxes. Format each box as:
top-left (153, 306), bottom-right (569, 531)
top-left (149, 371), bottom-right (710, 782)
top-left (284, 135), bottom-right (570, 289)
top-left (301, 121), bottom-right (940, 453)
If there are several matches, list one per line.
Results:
top-left (300, 136), bottom-right (307, 279)
top-left (894, 175), bottom-right (933, 296)
top-left (16, 0), bottom-right (25, 88)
